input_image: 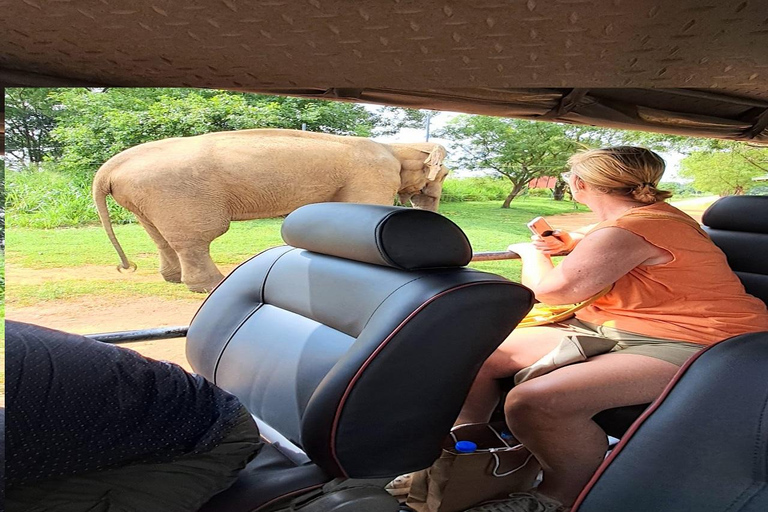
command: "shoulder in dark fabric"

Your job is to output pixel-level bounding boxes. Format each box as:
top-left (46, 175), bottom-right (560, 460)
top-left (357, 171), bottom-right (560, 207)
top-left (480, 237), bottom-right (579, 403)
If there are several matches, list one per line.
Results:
top-left (5, 320), bottom-right (244, 487)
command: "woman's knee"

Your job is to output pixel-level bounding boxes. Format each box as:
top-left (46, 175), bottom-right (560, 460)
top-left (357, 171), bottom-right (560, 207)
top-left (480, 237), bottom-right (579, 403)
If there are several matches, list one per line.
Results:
top-left (480, 350), bottom-right (527, 379)
top-left (504, 380), bottom-right (575, 431)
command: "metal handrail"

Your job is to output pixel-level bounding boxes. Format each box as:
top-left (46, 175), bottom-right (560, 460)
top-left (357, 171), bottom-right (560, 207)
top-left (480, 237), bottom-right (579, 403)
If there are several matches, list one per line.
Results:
top-left (87, 250), bottom-right (522, 344)
top-left (86, 326), bottom-right (189, 344)
top-left (471, 250), bottom-right (521, 262)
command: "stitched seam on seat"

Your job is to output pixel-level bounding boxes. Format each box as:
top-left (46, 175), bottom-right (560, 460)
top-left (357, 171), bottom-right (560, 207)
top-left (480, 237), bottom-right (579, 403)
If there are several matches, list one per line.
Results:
top-left (735, 483), bottom-right (768, 512)
top-left (213, 304), bottom-right (265, 384)
top-left (328, 280), bottom-right (525, 477)
top-left (212, 247), bottom-right (296, 383)
top-left (355, 273), bottom-right (436, 334)
top-left (755, 391), bottom-right (768, 481)
top-left (373, 210), bottom-right (400, 268)
top-left (253, 482), bottom-right (326, 512)
top-left (261, 247), bottom-right (299, 305)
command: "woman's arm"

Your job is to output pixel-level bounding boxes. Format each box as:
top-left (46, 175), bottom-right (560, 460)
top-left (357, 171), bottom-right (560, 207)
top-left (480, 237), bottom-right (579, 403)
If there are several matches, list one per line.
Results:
top-left (509, 227), bottom-right (663, 304)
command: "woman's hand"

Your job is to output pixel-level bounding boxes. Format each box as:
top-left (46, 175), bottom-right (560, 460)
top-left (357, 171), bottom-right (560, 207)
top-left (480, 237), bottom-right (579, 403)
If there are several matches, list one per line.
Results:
top-left (531, 230), bottom-right (578, 255)
top-left (507, 242), bottom-right (555, 291)
top-left (507, 242), bottom-right (541, 257)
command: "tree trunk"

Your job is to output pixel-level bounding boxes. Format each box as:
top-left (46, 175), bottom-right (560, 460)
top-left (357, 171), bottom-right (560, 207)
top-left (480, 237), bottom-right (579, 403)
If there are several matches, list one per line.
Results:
top-left (553, 179), bottom-right (567, 201)
top-left (501, 183), bottom-right (527, 208)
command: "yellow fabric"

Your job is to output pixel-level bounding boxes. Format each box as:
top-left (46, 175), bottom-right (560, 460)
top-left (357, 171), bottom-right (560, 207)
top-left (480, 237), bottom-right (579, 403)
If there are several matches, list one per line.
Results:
top-left (518, 287), bottom-right (611, 328)
top-left (575, 202), bottom-right (768, 345)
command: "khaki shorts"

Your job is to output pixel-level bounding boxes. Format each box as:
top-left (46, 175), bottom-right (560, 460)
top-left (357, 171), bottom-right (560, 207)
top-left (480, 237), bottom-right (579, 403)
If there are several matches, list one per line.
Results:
top-left (7, 406), bottom-right (263, 512)
top-left (558, 318), bottom-right (705, 367)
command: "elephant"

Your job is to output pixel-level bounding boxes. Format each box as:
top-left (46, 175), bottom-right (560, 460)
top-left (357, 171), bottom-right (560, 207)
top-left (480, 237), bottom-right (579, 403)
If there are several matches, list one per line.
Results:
top-left (92, 128), bottom-right (449, 293)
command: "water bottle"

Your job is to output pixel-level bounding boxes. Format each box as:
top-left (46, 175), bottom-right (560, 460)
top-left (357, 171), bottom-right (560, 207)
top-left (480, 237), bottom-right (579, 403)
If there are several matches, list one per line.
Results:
top-left (454, 440), bottom-right (477, 453)
top-left (500, 430), bottom-right (514, 441)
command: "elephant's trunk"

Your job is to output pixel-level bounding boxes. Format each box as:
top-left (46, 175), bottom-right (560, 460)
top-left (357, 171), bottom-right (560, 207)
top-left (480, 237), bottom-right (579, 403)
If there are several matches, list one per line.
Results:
top-left (410, 193), bottom-right (440, 212)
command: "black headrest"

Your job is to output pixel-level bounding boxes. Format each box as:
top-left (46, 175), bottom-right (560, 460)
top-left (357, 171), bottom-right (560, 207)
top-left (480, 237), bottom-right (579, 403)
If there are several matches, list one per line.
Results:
top-left (281, 203), bottom-right (472, 270)
top-left (701, 195), bottom-right (768, 234)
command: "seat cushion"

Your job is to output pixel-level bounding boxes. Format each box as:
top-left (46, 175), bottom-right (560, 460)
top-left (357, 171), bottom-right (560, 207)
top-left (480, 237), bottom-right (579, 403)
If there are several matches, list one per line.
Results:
top-left (198, 441), bottom-right (331, 512)
top-left (573, 331), bottom-right (768, 512)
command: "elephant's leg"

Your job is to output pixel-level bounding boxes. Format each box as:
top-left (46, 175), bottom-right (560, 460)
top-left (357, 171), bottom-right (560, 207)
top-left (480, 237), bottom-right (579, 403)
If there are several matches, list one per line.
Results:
top-left (174, 241), bottom-right (226, 293)
top-left (135, 214), bottom-right (182, 283)
top-left (153, 215), bottom-right (229, 293)
top-left (137, 201), bottom-right (229, 293)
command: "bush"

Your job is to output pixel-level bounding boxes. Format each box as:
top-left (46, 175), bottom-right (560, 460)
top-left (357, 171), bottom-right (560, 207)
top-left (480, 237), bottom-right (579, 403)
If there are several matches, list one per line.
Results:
top-left (525, 188), bottom-right (553, 198)
top-left (6, 163), bottom-right (135, 228)
top-left (441, 177), bottom-right (510, 202)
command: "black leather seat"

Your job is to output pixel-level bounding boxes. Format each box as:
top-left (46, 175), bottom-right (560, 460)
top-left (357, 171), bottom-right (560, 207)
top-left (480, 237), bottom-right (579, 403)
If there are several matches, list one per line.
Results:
top-left (701, 195), bottom-right (768, 304)
top-left (573, 330), bottom-right (768, 512)
top-left (592, 195), bottom-right (768, 438)
top-left (186, 203), bottom-right (535, 512)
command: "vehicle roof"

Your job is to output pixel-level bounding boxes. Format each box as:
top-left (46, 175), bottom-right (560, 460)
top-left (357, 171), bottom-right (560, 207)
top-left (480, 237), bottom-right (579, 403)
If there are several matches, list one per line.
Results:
top-left (1, 1), bottom-right (767, 144)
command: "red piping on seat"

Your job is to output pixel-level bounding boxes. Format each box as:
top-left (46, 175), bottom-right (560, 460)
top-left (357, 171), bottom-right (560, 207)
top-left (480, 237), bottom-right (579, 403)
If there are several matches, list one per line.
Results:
top-left (329, 281), bottom-right (518, 476)
top-left (571, 339), bottom-right (722, 511)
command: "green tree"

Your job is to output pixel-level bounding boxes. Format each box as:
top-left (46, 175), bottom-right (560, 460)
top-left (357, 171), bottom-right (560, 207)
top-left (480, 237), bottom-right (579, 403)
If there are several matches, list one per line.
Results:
top-left (1, 159), bottom-right (5, 250)
top-left (368, 106), bottom-right (431, 137)
top-left (5, 88), bottom-right (62, 163)
top-left (680, 143), bottom-right (767, 195)
top-left (440, 116), bottom-right (578, 207)
top-left (47, 88), bottom-right (385, 183)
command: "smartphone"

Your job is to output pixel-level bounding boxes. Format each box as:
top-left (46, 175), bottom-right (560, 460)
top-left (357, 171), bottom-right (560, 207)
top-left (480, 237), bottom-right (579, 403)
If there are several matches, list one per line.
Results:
top-left (527, 216), bottom-right (555, 237)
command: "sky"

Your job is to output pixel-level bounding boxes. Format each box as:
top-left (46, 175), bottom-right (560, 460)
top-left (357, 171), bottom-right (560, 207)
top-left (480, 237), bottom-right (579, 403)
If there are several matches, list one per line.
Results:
top-left (371, 109), bottom-right (687, 182)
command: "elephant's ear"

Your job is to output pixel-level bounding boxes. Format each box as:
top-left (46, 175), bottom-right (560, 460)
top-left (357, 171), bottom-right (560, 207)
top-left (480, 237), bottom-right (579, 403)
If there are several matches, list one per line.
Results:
top-left (424, 145), bottom-right (446, 180)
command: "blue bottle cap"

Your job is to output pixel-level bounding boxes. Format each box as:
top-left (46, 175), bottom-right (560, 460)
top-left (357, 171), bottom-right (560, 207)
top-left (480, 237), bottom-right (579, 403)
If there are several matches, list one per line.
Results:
top-left (454, 440), bottom-right (477, 453)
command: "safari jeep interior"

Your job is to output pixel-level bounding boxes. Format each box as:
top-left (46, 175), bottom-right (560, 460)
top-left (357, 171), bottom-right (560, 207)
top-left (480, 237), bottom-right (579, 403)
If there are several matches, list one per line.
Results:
top-left (2, 1), bottom-right (768, 511)
top-left (187, 203), bottom-right (536, 511)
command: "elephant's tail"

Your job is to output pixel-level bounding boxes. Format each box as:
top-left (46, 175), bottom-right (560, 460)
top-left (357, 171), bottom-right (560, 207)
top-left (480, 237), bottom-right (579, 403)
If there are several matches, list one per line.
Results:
top-left (92, 170), bottom-right (137, 273)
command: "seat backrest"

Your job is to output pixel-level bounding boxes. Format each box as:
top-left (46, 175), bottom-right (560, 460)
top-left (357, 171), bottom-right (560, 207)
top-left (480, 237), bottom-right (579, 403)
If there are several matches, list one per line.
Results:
top-left (702, 195), bottom-right (768, 305)
top-left (186, 203), bottom-right (534, 479)
top-left (573, 330), bottom-right (768, 512)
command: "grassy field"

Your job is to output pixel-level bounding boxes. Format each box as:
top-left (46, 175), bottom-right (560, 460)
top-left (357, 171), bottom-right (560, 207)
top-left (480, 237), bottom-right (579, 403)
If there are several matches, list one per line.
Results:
top-left (6, 198), bottom-right (585, 305)
top-left (1, 251), bottom-right (5, 396)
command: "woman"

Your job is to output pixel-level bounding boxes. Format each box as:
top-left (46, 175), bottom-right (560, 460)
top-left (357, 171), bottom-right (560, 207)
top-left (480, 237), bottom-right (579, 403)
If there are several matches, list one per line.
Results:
top-left (458, 146), bottom-right (768, 511)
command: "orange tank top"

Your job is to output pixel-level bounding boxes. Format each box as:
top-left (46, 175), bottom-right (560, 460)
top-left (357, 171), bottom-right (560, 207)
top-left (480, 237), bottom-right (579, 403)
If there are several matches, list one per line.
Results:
top-left (575, 202), bottom-right (768, 345)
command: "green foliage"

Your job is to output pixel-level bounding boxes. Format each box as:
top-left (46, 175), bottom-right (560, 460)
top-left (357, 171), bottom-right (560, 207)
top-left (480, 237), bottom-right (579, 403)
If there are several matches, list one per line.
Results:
top-left (440, 177), bottom-right (510, 202)
top-left (439, 117), bottom-right (579, 206)
top-left (48, 88), bottom-right (380, 183)
top-left (1, 159), bottom-right (5, 248)
top-left (657, 181), bottom-right (704, 198)
top-left (5, 88), bottom-right (62, 162)
top-left (371, 107), bottom-right (431, 136)
top-left (525, 188), bottom-right (554, 198)
top-left (680, 144), bottom-right (767, 195)
top-left (6, 163), bottom-right (134, 228)
top-left (0, 251), bottom-right (4, 301)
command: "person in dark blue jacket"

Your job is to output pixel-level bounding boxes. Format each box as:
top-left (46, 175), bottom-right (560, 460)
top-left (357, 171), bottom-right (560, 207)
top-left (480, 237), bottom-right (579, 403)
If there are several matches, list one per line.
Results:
top-left (5, 320), bottom-right (263, 512)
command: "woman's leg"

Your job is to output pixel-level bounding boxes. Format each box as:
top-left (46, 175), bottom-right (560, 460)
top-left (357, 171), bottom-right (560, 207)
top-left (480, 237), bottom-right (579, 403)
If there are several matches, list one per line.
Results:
top-left (455, 325), bottom-right (570, 425)
top-left (504, 353), bottom-right (680, 507)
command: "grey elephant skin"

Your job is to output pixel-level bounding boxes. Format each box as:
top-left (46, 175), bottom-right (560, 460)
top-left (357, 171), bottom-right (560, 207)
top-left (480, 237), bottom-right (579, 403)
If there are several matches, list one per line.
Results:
top-left (92, 128), bottom-right (449, 293)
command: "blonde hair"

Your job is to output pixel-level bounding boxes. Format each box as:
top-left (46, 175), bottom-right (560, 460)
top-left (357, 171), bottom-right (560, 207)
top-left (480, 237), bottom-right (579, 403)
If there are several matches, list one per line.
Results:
top-left (567, 146), bottom-right (673, 203)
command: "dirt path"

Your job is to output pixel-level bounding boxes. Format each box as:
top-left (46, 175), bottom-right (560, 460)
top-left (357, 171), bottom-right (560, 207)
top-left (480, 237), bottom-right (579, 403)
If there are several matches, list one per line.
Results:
top-left (5, 197), bottom-right (717, 370)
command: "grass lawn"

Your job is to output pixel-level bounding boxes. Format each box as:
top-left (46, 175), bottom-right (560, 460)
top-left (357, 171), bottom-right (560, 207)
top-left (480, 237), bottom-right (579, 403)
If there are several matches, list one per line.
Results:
top-left (6, 198), bottom-right (585, 304)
